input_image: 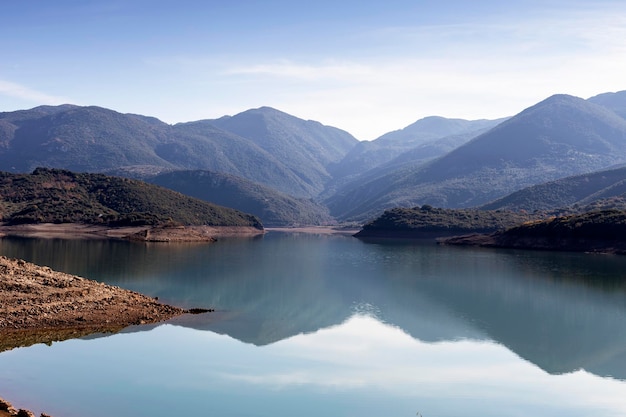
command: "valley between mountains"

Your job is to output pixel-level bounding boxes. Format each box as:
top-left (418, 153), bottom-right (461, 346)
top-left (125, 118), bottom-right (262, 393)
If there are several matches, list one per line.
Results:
top-left (1, 90), bottom-right (626, 248)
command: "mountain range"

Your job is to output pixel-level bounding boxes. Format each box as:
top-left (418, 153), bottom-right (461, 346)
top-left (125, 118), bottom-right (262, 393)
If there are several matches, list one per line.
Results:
top-left (0, 105), bottom-right (357, 199)
top-left (1, 89), bottom-right (626, 225)
top-left (326, 93), bottom-right (626, 221)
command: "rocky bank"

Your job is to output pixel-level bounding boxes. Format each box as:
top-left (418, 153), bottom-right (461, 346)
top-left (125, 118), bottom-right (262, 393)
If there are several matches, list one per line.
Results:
top-left (0, 254), bottom-right (200, 416)
top-left (1, 396), bottom-right (50, 417)
top-left (0, 255), bottom-right (188, 352)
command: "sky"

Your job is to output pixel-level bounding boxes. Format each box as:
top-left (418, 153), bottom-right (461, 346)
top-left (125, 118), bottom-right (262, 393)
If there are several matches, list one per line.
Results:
top-left (1, 1), bottom-right (625, 140)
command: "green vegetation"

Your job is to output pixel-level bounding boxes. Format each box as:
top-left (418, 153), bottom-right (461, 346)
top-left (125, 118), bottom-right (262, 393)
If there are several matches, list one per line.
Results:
top-left (503, 210), bottom-right (626, 240)
top-left (443, 209), bottom-right (626, 254)
top-left (355, 205), bottom-right (535, 238)
top-left (149, 170), bottom-right (334, 227)
top-left (0, 168), bottom-right (263, 228)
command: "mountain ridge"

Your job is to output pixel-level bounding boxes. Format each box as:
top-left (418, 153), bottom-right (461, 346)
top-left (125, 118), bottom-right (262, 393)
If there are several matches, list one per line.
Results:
top-left (2, 90), bottom-right (626, 226)
top-left (0, 104), bottom-right (358, 199)
top-left (326, 93), bottom-right (626, 221)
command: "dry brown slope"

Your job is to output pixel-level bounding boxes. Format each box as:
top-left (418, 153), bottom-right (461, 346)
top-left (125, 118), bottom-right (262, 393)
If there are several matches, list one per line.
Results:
top-left (0, 255), bottom-right (188, 352)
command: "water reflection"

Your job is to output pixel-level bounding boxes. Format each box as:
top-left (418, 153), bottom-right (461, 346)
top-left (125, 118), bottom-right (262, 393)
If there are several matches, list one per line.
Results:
top-left (2, 233), bottom-right (626, 382)
top-left (2, 316), bottom-right (626, 417)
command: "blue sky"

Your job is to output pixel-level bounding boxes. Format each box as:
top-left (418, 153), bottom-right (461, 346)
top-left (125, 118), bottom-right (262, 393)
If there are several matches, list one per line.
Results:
top-left (1, 1), bottom-right (625, 140)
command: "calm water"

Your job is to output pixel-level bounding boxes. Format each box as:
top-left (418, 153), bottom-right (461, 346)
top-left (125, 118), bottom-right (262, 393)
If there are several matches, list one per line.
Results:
top-left (1, 232), bottom-right (626, 416)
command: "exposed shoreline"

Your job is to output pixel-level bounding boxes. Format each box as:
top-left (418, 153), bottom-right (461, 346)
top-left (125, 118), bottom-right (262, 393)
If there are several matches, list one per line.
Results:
top-left (0, 255), bottom-right (192, 352)
top-left (0, 223), bottom-right (265, 241)
top-left (0, 224), bottom-right (341, 416)
top-left (0, 254), bottom-right (205, 416)
top-left (265, 225), bottom-right (360, 235)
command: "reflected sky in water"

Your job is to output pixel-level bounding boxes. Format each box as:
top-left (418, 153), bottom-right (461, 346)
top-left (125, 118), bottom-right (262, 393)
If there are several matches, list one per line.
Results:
top-left (2, 316), bottom-right (626, 417)
top-left (1, 233), bottom-right (626, 416)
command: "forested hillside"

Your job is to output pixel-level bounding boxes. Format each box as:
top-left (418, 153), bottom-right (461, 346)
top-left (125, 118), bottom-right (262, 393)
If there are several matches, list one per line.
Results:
top-left (0, 168), bottom-right (262, 228)
top-left (355, 205), bottom-right (534, 238)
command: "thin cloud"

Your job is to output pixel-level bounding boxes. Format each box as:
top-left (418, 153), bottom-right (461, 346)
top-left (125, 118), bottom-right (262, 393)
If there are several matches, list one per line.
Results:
top-left (208, 4), bottom-right (626, 140)
top-left (0, 79), bottom-right (72, 105)
top-left (225, 60), bottom-right (374, 82)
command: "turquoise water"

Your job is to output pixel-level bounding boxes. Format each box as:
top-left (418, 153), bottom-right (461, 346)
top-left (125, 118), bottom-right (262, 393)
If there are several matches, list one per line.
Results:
top-left (1, 232), bottom-right (626, 416)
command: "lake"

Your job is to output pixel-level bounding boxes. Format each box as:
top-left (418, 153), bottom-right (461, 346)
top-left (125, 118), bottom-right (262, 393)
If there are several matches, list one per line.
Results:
top-left (1, 231), bottom-right (626, 417)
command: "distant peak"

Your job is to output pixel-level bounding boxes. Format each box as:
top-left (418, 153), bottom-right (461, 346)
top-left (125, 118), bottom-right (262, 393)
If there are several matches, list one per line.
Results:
top-left (255, 106), bottom-right (280, 112)
top-left (247, 106), bottom-right (292, 117)
top-left (26, 103), bottom-right (80, 115)
top-left (537, 93), bottom-right (582, 104)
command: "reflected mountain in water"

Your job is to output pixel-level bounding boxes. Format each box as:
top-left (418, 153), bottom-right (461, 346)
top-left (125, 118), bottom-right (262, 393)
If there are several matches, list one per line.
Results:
top-left (2, 234), bottom-right (626, 380)
top-left (172, 239), bottom-right (626, 380)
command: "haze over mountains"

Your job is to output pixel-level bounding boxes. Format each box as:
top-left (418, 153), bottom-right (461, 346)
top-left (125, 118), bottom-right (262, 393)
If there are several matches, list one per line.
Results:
top-left (1, 90), bottom-right (626, 225)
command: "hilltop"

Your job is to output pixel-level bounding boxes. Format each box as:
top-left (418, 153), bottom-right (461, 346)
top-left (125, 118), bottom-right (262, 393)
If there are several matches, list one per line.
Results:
top-left (0, 168), bottom-right (262, 230)
top-left (354, 205), bottom-right (535, 239)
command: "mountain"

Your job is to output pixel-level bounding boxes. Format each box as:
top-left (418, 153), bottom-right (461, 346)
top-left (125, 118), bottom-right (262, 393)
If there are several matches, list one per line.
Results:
top-left (168, 120), bottom-right (318, 197)
top-left (206, 106), bottom-right (358, 196)
top-left (148, 170), bottom-right (334, 227)
top-left (326, 94), bottom-right (626, 222)
top-left (0, 105), bottom-right (358, 198)
top-left (0, 168), bottom-right (262, 228)
top-left (375, 116), bottom-right (504, 145)
top-left (327, 116), bottom-right (504, 185)
top-left (0, 105), bottom-right (173, 172)
top-left (588, 90), bottom-right (626, 119)
top-left (322, 129), bottom-right (502, 202)
top-left (481, 165), bottom-right (626, 212)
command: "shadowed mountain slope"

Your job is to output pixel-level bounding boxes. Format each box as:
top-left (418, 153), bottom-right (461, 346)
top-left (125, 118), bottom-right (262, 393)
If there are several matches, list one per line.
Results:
top-left (149, 170), bottom-right (333, 227)
top-left (206, 106), bottom-right (358, 196)
top-left (328, 116), bottom-right (504, 185)
top-left (588, 90), bottom-right (626, 119)
top-left (481, 165), bottom-right (626, 212)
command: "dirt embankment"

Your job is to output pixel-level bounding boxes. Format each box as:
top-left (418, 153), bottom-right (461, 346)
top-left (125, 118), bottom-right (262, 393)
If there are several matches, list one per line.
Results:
top-left (1, 396), bottom-right (50, 417)
top-left (0, 254), bottom-right (198, 416)
top-left (0, 255), bottom-right (190, 352)
top-left (0, 223), bottom-right (265, 241)
top-left (0, 225), bottom-right (247, 416)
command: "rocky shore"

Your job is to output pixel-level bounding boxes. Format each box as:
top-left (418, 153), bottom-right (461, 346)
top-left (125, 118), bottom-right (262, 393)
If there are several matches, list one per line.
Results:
top-left (1, 396), bottom-right (50, 417)
top-left (0, 254), bottom-right (203, 416)
top-left (0, 255), bottom-right (189, 351)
